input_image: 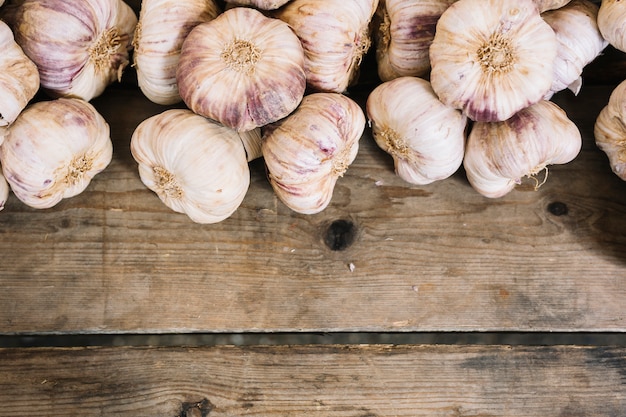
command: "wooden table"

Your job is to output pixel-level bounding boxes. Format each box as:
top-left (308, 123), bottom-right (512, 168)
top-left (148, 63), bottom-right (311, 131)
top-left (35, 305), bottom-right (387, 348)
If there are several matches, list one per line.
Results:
top-left (1, 2), bottom-right (625, 413)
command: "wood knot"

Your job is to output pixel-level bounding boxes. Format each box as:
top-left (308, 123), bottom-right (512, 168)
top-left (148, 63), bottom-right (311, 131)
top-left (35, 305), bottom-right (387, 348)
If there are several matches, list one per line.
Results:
top-left (324, 219), bottom-right (357, 251)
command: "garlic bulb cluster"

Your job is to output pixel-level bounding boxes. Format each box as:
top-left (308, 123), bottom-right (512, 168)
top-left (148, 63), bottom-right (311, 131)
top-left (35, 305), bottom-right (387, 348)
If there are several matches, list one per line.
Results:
top-left (225, 0), bottom-right (291, 9)
top-left (177, 6), bottom-right (306, 132)
top-left (275, 0), bottom-right (378, 93)
top-left (374, 0), bottom-right (456, 82)
top-left (262, 93), bottom-right (365, 214)
top-left (429, 0), bottom-right (557, 122)
top-left (594, 79), bottom-right (626, 181)
top-left (133, 0), bottom-right (221, 105)
top-left (0, 19), bottom-right (39, 128)
top-left (7, 0), bottom-right (137, 101)
top-left (0, 98), bottom-right (113, 209)
top-left (464, 100), bottom-right (582, 198)
top-left (131, 109), bottom-right (258, 224)
top-left (542, 0), bottom-right (608, 99)
top-left (366, 76), bottom-right (467, 184)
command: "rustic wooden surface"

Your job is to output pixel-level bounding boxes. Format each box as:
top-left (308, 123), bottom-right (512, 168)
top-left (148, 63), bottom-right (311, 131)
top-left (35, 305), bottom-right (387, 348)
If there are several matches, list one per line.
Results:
top-left (0, 344), bottom-right (624, 416)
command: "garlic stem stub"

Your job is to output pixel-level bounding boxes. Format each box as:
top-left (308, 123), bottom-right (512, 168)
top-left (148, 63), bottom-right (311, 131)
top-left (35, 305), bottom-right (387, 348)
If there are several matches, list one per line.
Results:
top-left (130, 109), bottom-right (254, 224)
top-left (0, 98), bottom-right (113, 209)
top-left (262, 93), bottom-right (366, 215)
top-left (177, 7), bottom-right (306, 132)
top-left (594, 79), bottom-right (626, 181)
top-left (597, 0), bottom-right (626, 53)
top-left (366, 76), bottom-right (467, 185)
top-left (463, 100), bottom-right (582, 198)
top-left (429, 0), bottom-right (557, 122)
top-left (7, 0), bottom-right (137, 101)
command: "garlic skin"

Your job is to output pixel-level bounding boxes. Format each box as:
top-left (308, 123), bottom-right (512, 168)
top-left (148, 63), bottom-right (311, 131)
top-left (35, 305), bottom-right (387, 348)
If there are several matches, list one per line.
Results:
top-left (535, 0), bottom-right (571, 12)
top-left (275, 0), bottom-right (378, 93)
top-left (594, 79), bottom-right (626, 180)
top-left (374, 0), bottom-right (456, 82)
top-left (262, 93), bottom-right (366, 214)
top-left (542, 0), bottom-right (608, 99)
top-left (7, 0), bottom-right (137, 101)
top-left (0, 19), bottom-right (39, 128)
top-left (597, 0), bottom-right (626, 53)
top-left (133, 0), bottom-right (221, 105)
top-left (429, 0), bottom-right (557, 122)
top-left (177, 7), bottom-right (306, 132)
top-left (464, 100), bottom-right (582, 198)
top-left (224, 0), bottom-right (291, 9)
top-left (366, 76), bottom-right (467, 184)
top-left (0, 98), bottom-right (113, 209)
top-left (131, 109), bottom-right (255, 224)
top-left (0, 167), bottom-right (8, 211)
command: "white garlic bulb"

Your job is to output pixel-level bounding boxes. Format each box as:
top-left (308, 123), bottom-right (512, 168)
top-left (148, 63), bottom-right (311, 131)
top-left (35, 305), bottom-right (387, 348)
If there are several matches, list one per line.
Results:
top-left (262, 93), bottom-right (365, 214)
top-left (429, 0), bottom-right (557, 122)
top-left (224, 0), bottom-right (291, 9)
top-left (275, 0), bottom-right (378, 93)
top-left (374, 0), bottom-right (456, 82)
top-left (594, 78), bottom-right (626, 181)
top-left (0, 19), bottom-right (39, 128)
top-left (130, 109), bottom-right (257, 224)
top-left (366, 76), bottom-right (467, 184)
top-left (7, 0), bottom-right (137, 101)
top-left (535, 0), bottom-right (572, 12)
top-left (177, 6), bottom-right (306, 132)
top-left (542, 0), bottom-right (608, 99)
top-left (133, 0), bottom-right (221, 105)
top-left (0, 166), bottom-right (8, 211)
top-left (0, 98), bottom-right (113, 209)
top-left (597, 0), bottom-right (626, 53)
top-left (464, 100), bottom-right (582, 198)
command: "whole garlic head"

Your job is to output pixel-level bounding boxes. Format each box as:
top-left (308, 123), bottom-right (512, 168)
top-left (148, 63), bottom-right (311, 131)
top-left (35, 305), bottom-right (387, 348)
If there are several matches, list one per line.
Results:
top-left (177, 6), bottom-right (306, 132)
top-left (366, 76), bottom-right (467, 184)
top-left (0, 98), bottom-right (113, 209)
top-left (597, 0), bottom-right (626, 53)
top-left (0, 19), bottom-right (39, 128)
top-left (7, 0), bottom-right (137, 101)
top-left (429, 0), bottom-right (557, 122)
top-left (262, 93), bottom-right (366, 214)
top-left (130, 109), bottom-right (256, 224)
top-left (534, 0), bottom-right (571, 12)
top-left (594, 78), bottom-right (626, 180)
top-left (133, 0), bottom-right (221, 105)
top-left (464, 100), bottom-right (582, 198)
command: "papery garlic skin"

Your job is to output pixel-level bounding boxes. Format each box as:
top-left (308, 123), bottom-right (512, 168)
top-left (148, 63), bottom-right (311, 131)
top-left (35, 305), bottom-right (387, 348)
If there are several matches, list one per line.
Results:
top-left (134, 0), bottom-right (220, 105)
top-left (225, 0), bottom-right (291, 9)
top-left (131, 109), bottom-right (254, 224)
top-left (8, 0), bottom-right (137, 101)
top-left (535, 0), bottom-right (571, 12)
top-left (366, 76), bottom-right (467, 184)
top-left (275, 0), bottom-right (378, 93)
top-left (0, 167), bottom-right (8, 211)
top-left (594, 79), bottom-right (626, 180)
top-left (375, 0), bottom-right (456, 82)
top-left (262, 93), bottom-right (365, 214)
top-left (464, 100), bottom-right (582, 198)
top-left (429, 0), bottom-right (557, 122)
top-left (542, 0), bottom-right (608, 99)
top-left (0, 98), bottom-right (113, 209)
top-left (0, 20), bottom-right (39, 128)
top-left (597, 0), bottom-right (626, 53)
top-left (177, 7), bottom-right (306, 132)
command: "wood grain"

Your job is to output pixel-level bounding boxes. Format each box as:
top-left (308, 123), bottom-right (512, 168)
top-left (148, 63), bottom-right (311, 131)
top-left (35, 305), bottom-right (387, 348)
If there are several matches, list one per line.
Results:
top-left (0, 344), bottom-right (624, 416)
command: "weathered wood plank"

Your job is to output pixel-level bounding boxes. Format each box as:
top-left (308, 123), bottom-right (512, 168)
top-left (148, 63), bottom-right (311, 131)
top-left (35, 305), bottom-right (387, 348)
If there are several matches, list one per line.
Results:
top-left (0, 344), bottom-right (624, 416)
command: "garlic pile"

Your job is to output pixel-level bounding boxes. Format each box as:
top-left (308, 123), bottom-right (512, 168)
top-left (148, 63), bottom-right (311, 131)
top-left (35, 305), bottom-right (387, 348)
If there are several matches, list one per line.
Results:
top-left (594, 78), bottom-right (626, 181)
top-left (597, 0), bottom-right (626, 53)
top-left (6, 0), bottom-right (137, 101)
top-left (0, 98), bottom-right (113, 209)
top-left (366, 76), bottom-right (467, 185)
top-left (133, 0), bottom-right (221, 105)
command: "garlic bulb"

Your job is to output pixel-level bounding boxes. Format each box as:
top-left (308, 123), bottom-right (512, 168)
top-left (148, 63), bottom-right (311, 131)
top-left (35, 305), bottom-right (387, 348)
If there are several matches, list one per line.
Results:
top-left (275, 0), bottom-right (378, 93)
top-left (0, 166), bottom-right (8, 211)
top-left (0, 20), bottom-right (39, 128)
top-left (594, 79), bottom-right (626, 180)
top-left (0, 98), bottom-right (113, 209)
top-left (366, 76), bottom-right (467, 184)
top-left (133, 0), bottom-right (221, 105)
top-left (374, 0), bottom-right (456, 82)
top-left (535, 0), bottom-right (571, 12)
top-left (130, 109), bottom-right (256, 224)
top-left (429, 0), bottom-right (557, 122)
top-left (597, 0), bottom-right (626, 53)
top-left (177, 6), bottom-right (306, 132)
top-left (464, 100), bottom-right (582, 198)
top-left (7, 0), bottom-right (137, 101)
top-left (262, 93), bottom-right (365, 214)
top-left (542, 0), bottom-right (608, 99)
top-left (224, 0), bottom-right (291, 9)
